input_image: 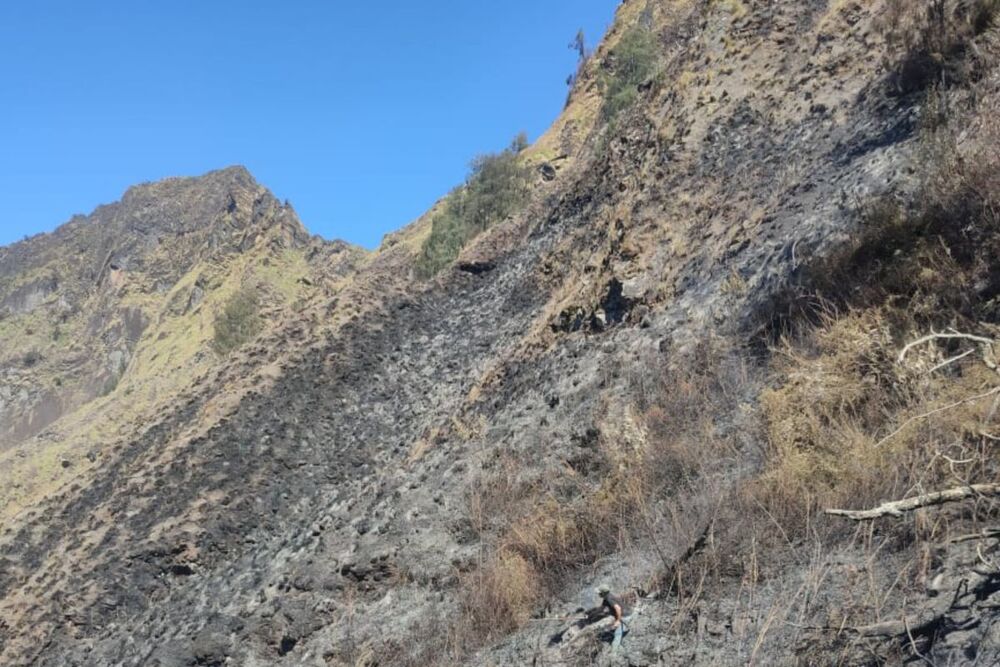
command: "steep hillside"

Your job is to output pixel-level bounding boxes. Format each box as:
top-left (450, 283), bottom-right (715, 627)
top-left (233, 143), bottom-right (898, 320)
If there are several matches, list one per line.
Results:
top-left (2, 1), bottom-right (1000, 666)
top-left (0, 166), bottom-right (364, 517)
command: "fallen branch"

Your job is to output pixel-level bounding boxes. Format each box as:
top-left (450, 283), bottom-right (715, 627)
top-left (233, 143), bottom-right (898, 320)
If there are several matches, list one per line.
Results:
top-left (662, 519), bottom-right (713, 594)
top-left (927, 348), bottom-right (976, 374)
top-left (825, 484), bottom-right (1000, 521)
top-left (794, 568), bottom-right (1000, 657)
top-left (898, 331), bottom-right (995, 364)
top-left (950, 528), bottom-right (1000, 543)
top-left (784, 614), bottom-right (938, 638)
top-left (903, 613), bottom-right (935, 667)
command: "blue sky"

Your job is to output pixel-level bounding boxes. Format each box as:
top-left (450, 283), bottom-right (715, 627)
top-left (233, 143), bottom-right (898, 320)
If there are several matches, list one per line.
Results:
top-left (0, 1), bottom-right (617, 249)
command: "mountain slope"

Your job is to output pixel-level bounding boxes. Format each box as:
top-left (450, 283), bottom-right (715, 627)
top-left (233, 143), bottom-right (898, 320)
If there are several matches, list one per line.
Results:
top-left (0, 166), bottom-right (364, 518)
top-left (2, 1), bottom-right (1000, 666)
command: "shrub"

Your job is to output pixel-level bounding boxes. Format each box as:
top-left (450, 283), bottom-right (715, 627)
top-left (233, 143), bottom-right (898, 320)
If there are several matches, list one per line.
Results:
top-left (212, 287), bottom-right (262, 355)
top-left (759, 99), bottom-right (1000, 343)
top-left (416, 134), bottom-right (531, 277)
top-left (22, 348), bottom-right (42, 368)
top-left (601, 24), bottom-right (658, 121)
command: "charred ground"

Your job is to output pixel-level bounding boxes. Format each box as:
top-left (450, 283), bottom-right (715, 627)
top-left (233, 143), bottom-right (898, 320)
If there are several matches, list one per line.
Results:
top-left (3, 2), bottom-right (1000, 666)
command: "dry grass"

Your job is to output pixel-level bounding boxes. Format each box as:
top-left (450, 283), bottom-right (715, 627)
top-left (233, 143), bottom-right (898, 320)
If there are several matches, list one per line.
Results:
top-left (749, 309), bottom-right (1000, 541)
top-left (460, 551), bottom-right (543, 641)
top-left (641, 339), bottom-right (754, 485)
top-left (460, 457), bottom-right (612, 645)
top-left (748, 83), bottom-right (1000, 550)
top-left (877, 0), bottom-right (1000, 91)
top-left (452, 334), bottom-right (761, 659)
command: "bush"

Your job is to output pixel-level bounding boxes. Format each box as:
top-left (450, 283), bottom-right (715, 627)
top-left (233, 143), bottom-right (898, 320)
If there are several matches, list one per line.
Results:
top-left (762, 99), bottom-right (1000, 341)
top-left (417, 134), bottom-right (531, 277)
top-left (22, 348), bottom-right (42, 368)
top-left (601, 24), bottom-right (658, 121)
top-left (212, 287), bottom-right (262, 355)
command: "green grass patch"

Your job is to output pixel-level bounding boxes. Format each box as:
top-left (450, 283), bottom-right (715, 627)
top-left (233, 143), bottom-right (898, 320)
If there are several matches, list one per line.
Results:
top-left (212, 286), bottom-right (262, 355)
top-left (254, 248), bottom-right (310, 301)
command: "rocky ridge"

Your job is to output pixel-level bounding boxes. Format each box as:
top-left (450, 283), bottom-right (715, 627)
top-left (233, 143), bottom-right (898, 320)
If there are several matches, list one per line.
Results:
top-left (0, 166), bottom-right (364, 518)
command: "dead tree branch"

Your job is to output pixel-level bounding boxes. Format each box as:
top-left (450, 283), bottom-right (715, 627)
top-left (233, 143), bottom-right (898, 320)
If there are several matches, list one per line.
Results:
top-left (950, 528), bottom-right (1000, 543)
top-left (928, 348), bottom-right (976, 373)
top-left (825, 484), bottom-right (1000, 520)
top-left (898, 331), bottom-right (995, 364)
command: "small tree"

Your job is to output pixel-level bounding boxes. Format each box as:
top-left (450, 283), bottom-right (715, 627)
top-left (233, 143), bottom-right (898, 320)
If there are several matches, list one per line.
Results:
top-left (601, 25), bottom-right (658, 121)
top-left (566, 29), bottom-right (590, 91)
top-left (570, 29), bottom-right (587, 62)
top-left (213, 286), bottom-right (262, 355)
top-left (417, 135), bottom-right (532, 277)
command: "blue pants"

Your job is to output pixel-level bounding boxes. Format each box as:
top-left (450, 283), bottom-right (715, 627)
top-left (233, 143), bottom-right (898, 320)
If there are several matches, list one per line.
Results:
top-left (612, 616), bottom-right (632, 649)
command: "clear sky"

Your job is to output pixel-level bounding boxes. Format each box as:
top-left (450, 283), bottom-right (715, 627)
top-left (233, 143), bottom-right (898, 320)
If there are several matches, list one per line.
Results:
top-left (0, 1), bottom-right (617, 249)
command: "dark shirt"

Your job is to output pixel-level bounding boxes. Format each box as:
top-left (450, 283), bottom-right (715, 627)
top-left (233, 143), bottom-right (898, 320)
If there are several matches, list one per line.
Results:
top-left (602, 593), bottom-right (631, 618)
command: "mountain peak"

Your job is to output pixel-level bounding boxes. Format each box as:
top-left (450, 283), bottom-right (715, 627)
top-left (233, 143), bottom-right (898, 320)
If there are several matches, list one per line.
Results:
top-left (120, 165), bottom-right (260, 211)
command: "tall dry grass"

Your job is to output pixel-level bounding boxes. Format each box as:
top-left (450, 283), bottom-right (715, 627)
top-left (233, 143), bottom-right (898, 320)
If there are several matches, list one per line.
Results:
top-left (748, 82), bottom-right (1000, 550)
top-left (877, 0), bottom-right (1000, 91)
top-left (452, 335), bottom-right (762, 657)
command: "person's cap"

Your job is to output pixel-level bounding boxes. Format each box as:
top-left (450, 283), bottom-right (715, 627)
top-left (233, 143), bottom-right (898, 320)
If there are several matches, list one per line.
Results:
top-left (596, 584), bottom-right (611, 596)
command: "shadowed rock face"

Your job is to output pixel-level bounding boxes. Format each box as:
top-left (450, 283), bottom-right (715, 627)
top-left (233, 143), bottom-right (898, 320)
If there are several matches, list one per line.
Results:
top-left (2, 2), bottom-right (1000, 666)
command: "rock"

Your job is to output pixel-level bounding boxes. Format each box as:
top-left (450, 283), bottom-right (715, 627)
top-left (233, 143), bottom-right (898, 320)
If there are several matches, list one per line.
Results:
top-left (191, 629), bottom-right (230, 666)
top-left (539, 163), bottom-right (558, 182)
